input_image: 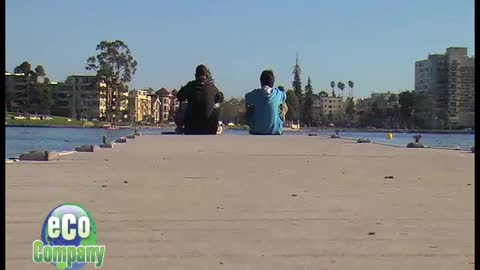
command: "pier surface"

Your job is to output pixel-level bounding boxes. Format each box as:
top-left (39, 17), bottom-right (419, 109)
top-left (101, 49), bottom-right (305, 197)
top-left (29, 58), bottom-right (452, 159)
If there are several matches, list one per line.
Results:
top-left (6, 135), bottom-right (475, 269)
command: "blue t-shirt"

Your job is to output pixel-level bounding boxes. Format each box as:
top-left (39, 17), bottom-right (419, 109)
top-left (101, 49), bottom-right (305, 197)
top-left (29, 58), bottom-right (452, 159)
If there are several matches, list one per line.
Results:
top-left (245, 87), bottom-right (287, 135)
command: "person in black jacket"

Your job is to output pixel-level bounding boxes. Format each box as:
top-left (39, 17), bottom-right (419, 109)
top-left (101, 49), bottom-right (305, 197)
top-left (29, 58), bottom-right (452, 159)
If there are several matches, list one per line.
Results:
top-left (175, 65), bottom-right (224, 135)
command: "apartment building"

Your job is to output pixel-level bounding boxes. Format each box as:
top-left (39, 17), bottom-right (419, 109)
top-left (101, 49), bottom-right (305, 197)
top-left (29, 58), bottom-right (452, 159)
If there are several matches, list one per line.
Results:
top-left (128, 89), bottom-right (152, 122)
top-left (312, 96), bottom-right (345, 123)
top-left (415, 47), bottom-right (475, 128)
top-left (155, 88), bottom-right (179, 122)
top-left (5, 71), bottom-right (45, 113)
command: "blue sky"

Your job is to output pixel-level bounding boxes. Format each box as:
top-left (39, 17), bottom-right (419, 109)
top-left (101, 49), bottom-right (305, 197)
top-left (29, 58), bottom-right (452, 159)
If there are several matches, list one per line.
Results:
top-left (6, 0), bottom-right (474, 98)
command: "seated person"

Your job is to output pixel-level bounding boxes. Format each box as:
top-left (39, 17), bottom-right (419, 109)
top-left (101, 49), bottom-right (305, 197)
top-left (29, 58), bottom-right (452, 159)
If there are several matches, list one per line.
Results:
top-left (245, 70), bottom-right (288, 135)
top-left (175, 101), bottom-right (223, 134)
top-left (175, 65), bottom-right (224, 135)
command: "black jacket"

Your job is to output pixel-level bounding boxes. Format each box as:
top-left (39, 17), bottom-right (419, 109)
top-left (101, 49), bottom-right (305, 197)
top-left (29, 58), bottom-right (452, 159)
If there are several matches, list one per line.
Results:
top-left (176, 79), bottom-right (224, 134)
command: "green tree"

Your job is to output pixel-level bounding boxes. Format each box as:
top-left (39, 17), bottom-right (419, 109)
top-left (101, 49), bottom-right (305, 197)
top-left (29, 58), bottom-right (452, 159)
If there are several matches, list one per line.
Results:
top-left (14, 61), bottom-right (32, 74)
top-left (370, 101), bottom-right (386, 127)
top-left (348, 81), bottom-right (354, 98)
top-left (9, 61), bottom-right (51, 114)
top-left (29, 65), bottom-right (51, 114)
top-left (221, 99), bottom-right (236, 124)
top-left (292, 55), bottom-right (303, 121)
top-left (337, 82), bottom-right (345, 97)
top-left (35, 65), bottom-right (46, 76)
top-left (86, 40), bottom-right (138, 124)
top-left (303, 76), bottom-right (314, 126)
top-left (398, 91), bottom-right (415, 128)
top-left (285, 89), bottom-right (299, 121)
top-left (345, 97), bottom-right (355, 123)
top-left (319, 90), bottom-right (329, 97)
top-left (330, 81), bottom-right (336, 97)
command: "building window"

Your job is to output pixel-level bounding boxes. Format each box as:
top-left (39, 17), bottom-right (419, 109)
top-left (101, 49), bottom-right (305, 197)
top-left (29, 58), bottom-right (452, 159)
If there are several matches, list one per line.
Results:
top-left (329, 105), bottom-right (332, 108)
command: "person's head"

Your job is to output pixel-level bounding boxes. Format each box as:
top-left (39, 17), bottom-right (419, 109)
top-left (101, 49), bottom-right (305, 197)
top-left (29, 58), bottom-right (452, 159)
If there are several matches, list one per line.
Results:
top-left (195, 64), bottom-right (212, 81)
top-left (260, 70), bottom-right (275, 88)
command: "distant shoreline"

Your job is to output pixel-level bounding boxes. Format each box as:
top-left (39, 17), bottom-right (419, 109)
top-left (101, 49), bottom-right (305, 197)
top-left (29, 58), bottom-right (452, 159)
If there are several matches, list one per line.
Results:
top-left (304, 127), bottom-right (475, 135)
top-left (5, 124), bottom-right (133, 129)
top-left (5, 124), bottom-right (474, 134)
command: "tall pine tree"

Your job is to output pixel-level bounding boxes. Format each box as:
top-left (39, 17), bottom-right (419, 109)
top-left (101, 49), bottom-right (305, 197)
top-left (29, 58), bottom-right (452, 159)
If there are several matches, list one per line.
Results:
top-left (303, 76), bottom-right (314, 126)
top-left (292, 54), bottom-right (303, 122)
top-left (285, 90), bottom-right (299, 121)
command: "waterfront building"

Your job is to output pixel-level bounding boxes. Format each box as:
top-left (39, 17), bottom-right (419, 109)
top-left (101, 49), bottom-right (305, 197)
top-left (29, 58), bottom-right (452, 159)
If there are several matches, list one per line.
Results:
top-left (5, 71), bottom-right (46, 113)
top-left (415, 47), bottom-right (475, 128)
top-left (49, 75), bottom-right (104, 119)
top-left (312, 96), bottom-right (345, 123)
top-left (155, 88), bottom-right (179, 122)
top-left (148, 94), bottom-right (162, 123)
top-left (128, 89), bottom-right (152, 122)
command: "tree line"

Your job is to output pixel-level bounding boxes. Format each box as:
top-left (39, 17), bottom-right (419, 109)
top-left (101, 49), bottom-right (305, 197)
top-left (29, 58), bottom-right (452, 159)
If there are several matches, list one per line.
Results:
top-left (219, 54), bottom-right (445, 129)
top-left (7, 45), bottom-right (448, 129)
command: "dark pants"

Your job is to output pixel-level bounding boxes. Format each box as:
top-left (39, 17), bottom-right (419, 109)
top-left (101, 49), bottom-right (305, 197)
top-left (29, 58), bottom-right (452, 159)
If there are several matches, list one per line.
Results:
top-left (174, 103), bottom-right (221, 135)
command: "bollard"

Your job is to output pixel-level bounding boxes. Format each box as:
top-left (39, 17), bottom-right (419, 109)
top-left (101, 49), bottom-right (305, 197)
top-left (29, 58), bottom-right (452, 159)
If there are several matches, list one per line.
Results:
top-left (100, 143), bottom-right (113, 148)
top-left (19, 151), bottom-right (59, 161)
top-left (407, 135), bottom-right (424, 148)
top-left (115, 137), bottom-right (127, 143)
top-left (357, 138), bottom-right (371, 143)
top-left (331, 129), bottom-right (341, 138)
top-left (75, 145), bottom-right (95, 152)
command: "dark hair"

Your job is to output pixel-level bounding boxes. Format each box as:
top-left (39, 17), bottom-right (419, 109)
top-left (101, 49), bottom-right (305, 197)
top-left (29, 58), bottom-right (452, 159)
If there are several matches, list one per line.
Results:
top-left (195, 64), bottom-right (212, 81)
top-left (260, 70), bottom-right (275, 87)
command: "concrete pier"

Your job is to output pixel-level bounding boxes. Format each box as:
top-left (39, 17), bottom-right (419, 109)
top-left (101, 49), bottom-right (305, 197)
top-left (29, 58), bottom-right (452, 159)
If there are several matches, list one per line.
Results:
top-left (5, 135), bottom-right (474, 269)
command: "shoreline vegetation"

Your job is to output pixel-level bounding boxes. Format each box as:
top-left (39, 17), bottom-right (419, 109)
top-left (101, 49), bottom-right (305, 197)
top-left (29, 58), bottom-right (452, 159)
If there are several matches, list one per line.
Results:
top-left (6, 112), bottom-right (474, 134)
top-left (6, 123), bottom-right (475, 134)
top-left (5, 122), bottom-right (474, 134)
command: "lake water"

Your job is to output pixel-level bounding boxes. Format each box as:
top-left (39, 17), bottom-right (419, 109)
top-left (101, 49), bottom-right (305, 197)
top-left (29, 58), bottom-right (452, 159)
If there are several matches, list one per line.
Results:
top-left (5, 127), bottom-right (475, 159)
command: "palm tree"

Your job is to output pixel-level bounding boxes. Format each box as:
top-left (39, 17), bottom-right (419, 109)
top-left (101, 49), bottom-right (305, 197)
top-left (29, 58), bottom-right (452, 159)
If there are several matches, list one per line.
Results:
top-left (348, 81), bottom-right (354, 98)
top-left (337, 82), bottom-right (345, 97)
top-left (330, 81), bottom-right (335, 97)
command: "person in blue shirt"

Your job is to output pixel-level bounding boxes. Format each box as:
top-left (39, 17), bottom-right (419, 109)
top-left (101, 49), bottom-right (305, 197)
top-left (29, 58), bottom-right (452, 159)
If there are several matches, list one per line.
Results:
top-left (245, 70), bottom-right (288, 135)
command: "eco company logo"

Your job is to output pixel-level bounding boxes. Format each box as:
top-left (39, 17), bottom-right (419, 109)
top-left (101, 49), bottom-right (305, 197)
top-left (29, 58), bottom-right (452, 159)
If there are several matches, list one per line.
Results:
top-left (33, 203), bottom-right (106, 269)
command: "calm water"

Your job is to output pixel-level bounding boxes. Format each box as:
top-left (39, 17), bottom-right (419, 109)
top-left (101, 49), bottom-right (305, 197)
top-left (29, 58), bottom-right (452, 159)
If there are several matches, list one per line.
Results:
top-left (5, 127), bottom-right (134, 159)
top-left (5, 127), bottom-right (475, 159)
